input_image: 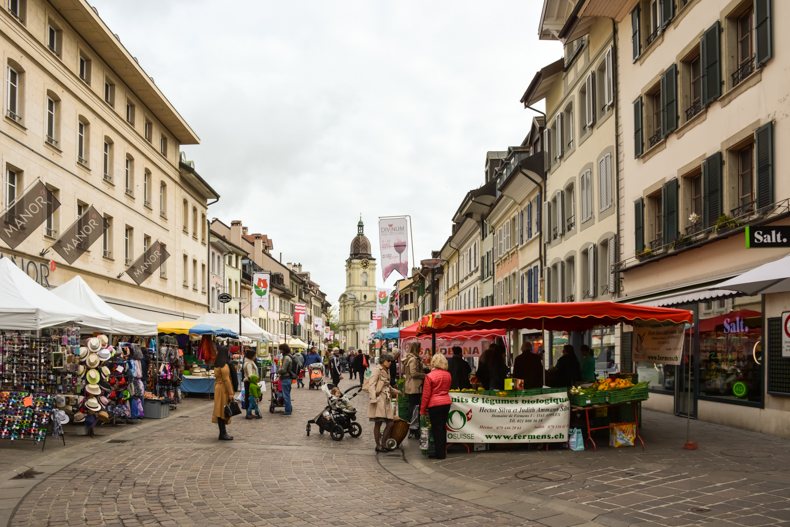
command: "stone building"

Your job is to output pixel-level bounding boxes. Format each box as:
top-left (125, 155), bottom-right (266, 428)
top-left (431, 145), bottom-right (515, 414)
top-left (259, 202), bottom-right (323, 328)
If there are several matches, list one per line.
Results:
top-left (338, 219), bottom-right (377, 350)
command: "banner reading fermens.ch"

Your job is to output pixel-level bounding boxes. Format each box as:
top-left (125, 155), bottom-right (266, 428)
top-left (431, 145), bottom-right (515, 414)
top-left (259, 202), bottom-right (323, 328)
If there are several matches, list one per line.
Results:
top-left (446, 391), bottom-right (570, 444)
top-left (124, 241), bottom-right (170, 285)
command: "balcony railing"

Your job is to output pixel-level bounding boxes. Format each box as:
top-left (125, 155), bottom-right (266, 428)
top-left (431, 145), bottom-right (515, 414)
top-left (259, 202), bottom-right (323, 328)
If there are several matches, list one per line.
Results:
top-left (646, 26), bottom-right (661, 45)
top-left (648, 129), bottom-right (663, 148)
top-left (732, 57), bottom-right (755, 87)
top-left (684, 99), bottom-right (702, 121)
top-left (649, 235), bottom-right (664, 251)
top-left (565, 215), bottom-right (575, 231)
top-left (731, 200), bottom-right (756, 219)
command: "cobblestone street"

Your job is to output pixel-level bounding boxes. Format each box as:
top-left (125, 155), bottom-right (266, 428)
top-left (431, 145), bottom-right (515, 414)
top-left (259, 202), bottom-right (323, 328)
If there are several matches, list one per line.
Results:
top-left (1, 382), bottom-right (790, 526)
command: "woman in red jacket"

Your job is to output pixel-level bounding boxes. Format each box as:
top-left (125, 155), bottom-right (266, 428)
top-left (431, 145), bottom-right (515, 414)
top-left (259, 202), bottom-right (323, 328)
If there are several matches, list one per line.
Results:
top-left (420, 353), bottom-right (452, 459)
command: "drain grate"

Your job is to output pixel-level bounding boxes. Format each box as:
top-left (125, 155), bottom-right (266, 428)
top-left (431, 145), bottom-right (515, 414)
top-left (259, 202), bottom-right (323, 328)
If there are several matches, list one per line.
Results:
top-left (106, 439), bottom-right (130, 444)
top-left (12, 468), bottom-right (43, 480)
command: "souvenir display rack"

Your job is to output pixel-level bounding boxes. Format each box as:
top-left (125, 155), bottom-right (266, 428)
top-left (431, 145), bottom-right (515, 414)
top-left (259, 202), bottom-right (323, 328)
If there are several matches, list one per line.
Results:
top-left (0, 391), bottom-right (64, 449)
top-left (0, 329), bottom-right (80, 394)
top-left (149, 335), bottom-right (183, 405)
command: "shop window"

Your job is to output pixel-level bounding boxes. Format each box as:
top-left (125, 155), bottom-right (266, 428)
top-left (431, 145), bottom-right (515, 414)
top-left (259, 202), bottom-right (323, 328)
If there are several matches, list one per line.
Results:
top-left (698, 297), bottom-right (763, 404)
top-left (592, 327), bottom-right (616, 377)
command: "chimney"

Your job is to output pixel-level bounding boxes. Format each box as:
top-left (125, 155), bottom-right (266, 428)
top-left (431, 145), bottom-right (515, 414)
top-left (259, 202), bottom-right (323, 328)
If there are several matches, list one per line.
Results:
top-left (230, 221), bottom-right (242, 246)
top-left (253, 234), bottom-right (265, 257)
top-left (242, 226), bottom-right (248, 236)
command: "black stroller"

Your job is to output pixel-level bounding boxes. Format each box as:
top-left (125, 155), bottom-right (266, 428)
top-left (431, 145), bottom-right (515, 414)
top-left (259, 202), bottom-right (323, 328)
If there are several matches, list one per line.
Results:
top-left (306, 383), bottom-right (362, 441)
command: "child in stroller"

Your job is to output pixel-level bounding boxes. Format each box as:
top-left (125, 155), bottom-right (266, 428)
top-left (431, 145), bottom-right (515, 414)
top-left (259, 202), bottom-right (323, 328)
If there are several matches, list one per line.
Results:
top-left (306, 383), bottom-right (362, 441)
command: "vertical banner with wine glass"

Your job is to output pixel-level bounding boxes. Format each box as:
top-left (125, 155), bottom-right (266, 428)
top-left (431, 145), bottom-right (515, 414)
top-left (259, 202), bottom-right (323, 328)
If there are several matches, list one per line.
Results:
top-left (379, 216), bottom-right (409, 280)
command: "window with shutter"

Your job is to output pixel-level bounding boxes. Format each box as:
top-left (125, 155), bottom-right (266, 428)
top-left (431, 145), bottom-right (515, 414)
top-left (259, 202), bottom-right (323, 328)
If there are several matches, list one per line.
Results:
top-left (536, 193), bottom-right (542, 235)
top-left (702, 152), bottom-right (723, 227)
top-left (755, 121), bottom-right (774, 209)
top-left (634, 97), bottom-right (644, 157)
top-left (543, 129), bottom-right (552, 171)
top-left (608, 236), bottom-right (617, 295)
top-left (557, 192), bottom-right (565, 236)
top-left (661, 0), bottom-right (674, 27)
top-left (661, 64), bottom-right (678, 135)
top-left (527, 202), bottom-right (533, 239)
top-left (701, 21), bottom-right (721, 106)
top-left (631, 6), bottom-right (641, 60)
top-left (662, 179), bottom-right (679, 244)
top-left (532, 265), bottom-right (539, 302)
top-left (604, 47), bottom-right (614, 106)
top-left (755, 0), bottom-right (773, 65)
top-left (588, 245), bottom-right (597, 299)
top-left (556, 114), bottom-right (564, 158)
top-left (544, 201), bottom-right (551, 241)
top-left (586, 73), bottom-right (596, 128)
top-left (635, 199), bottom-right (645, 254)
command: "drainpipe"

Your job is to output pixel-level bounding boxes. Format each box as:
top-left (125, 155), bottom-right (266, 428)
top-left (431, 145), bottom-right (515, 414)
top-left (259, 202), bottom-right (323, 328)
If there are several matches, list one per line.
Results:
top-left (611, 18), bottom-right (622, 298)
top-left (206, 196), bottom-right (219, 312)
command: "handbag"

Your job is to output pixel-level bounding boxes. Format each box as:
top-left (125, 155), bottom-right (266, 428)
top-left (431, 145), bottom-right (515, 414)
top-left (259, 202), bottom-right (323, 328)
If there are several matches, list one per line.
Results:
top-left (223, 400), bottom-right (242, 419)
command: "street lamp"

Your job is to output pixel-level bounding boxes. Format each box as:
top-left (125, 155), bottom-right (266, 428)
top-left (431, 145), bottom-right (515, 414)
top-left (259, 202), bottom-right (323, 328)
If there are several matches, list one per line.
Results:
top-left (420, 257), bottom-right (445, 355)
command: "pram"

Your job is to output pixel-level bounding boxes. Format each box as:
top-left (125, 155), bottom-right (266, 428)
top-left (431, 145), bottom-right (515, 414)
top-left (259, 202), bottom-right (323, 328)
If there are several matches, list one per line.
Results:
top-left (269, 371), bottom-right (286, 413)
top-left (308, 363), bottom-right (324, 390)
top-left (306, 383), bottom-right (362, 441)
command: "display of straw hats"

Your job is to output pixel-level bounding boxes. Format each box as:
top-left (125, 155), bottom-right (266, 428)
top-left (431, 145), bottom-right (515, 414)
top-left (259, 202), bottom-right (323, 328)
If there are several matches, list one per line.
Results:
top-left (73, 412), bottom-right (86, 423)
top-left (98, 335), bottom-right (109, 348)
top-left (100, 366), bottom-right (111, 380)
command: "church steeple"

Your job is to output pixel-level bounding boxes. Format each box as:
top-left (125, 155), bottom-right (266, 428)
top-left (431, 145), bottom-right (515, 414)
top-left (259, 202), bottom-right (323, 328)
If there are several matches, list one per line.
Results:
top-left (358, 216), bottom-right (364, 236)
top-left (349, 217), bottom-right (372, 259)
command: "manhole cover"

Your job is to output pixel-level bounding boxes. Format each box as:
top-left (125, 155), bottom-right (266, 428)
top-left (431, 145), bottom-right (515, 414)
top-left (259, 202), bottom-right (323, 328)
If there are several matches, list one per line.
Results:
top-left (719, 449), bottom-right (771, 459)
top-left (106, 439), bottom-right (130, 444)
top-left (12, 468), bottom-right (42, 480)
top-left (515, 470), bottom-right (572, 482)
top-left (690, 507), bottom-right (711, 513)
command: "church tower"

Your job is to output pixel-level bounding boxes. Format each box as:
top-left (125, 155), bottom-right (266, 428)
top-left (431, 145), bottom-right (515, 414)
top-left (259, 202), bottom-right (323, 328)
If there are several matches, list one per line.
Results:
top-left (338, 218), bottom-right (377, 350)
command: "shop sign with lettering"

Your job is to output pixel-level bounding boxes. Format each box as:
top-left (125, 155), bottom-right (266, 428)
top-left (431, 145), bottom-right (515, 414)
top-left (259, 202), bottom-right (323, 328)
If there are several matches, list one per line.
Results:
top-left (746, 226), bottom-right (790, 248)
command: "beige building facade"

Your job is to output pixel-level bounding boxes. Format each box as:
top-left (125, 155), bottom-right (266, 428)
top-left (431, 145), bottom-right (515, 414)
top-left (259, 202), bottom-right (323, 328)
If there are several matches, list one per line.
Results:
top-left (1, 0), bottom-right (216, 322)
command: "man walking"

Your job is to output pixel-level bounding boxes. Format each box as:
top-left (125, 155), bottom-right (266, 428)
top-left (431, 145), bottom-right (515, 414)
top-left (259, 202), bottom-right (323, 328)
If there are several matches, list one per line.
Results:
top-left (277, 343), bottom-right (295, 415)
top-left (348, 350), bottom-right (357, 380)
top-left (353, 350), bottom-right (368, 387)
top-left (294, 348), bottom-right (305, 389)
top-left (329, 348), bottom-right (342, 387)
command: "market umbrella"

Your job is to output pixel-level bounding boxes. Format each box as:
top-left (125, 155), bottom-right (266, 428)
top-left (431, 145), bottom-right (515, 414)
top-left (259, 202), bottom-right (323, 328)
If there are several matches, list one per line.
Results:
top-left (717, 253), bottom-right (790, 295)
top-left (190, 324), bottom-right (239, 339)
top-left (417, 301), bottom-right (694, 335)
top-left (157, 320), bottom-right (195, 335)
top-left (374, 327), bottom-right (400, 340)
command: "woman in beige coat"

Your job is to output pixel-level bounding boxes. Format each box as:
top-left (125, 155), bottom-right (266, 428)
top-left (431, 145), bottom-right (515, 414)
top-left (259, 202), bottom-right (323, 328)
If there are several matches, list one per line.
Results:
top-left (212, 346), bottom-right (235, 440)
top-left (367, 354), bottom-right (400, 452)
top-left (403, 343), bottom-right (426, 428)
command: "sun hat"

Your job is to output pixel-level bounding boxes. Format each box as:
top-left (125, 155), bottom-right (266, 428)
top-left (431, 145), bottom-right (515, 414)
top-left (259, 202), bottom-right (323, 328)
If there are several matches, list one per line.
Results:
top-left (73, 412), bottom-right (86, 423)
top-left (84, 397), bottom-right (101, 413)
top-left (97, 410), bottom-right (110, 423)
top-left (78, 346), bottom-right (89, 360)
top-left (87, 337), bottom-right (101, 353)
top-left (85, 369), bottom-right (101, 385)
top-left (77, 365), bottom-right (86, 376)
top-left (54, 395), bottom-right (66, 408)
top-left (86, 353), bottom-right (100, 369)
top-left (85, 384), bottom-right (101, 396)
top-left (98, 334), bottom-right (109, 348)
top-left (100, 366), bottom-right (111, 379)
top-left (99, 396), bottom-right (109, 406)
top-left (97, 348), bottom-right (112, 362)
top-left (55, 410), bottom-right (69, 425)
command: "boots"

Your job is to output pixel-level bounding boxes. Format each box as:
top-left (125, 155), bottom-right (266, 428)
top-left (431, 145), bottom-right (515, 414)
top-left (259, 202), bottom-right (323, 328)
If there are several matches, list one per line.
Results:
top-left (218, 419), bottom-right (233, 441)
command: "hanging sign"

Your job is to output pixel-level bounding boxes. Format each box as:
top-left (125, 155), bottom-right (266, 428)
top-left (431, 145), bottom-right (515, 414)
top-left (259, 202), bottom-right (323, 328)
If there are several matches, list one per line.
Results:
top-left (379, 217), bottom-right (409, 280)
top-left (446, 391), bottom-right (569, 444)
top-left (124, 241), bottom-right (170, 285)
top-left (52, 205), bottom-right (103, 264)
top-left (218, 293), bottom-right (232, 304)
top-left (375, 288), bottom-right (390, 317)
top-left (252, 273), bottom-right (270, 311)
top-left (293, 303), bottom-right (307, 326)
top-left (632, 324), bottom-right (685, 365)
top-left (0, 181), bottom-right (60, 249)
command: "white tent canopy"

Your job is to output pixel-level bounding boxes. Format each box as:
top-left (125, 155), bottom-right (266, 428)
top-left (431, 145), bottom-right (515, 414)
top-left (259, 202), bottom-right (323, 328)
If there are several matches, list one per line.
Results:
top-left (718, 253), bottom-right (790, 295)
top-left (195, 313), bottom-right (274, 342)
top-left (0, 258), bottom-right (111, 331)
top-left (286, 337), bottom-right (309, 349)
top-left (53, 276), bottom-right (157, 335)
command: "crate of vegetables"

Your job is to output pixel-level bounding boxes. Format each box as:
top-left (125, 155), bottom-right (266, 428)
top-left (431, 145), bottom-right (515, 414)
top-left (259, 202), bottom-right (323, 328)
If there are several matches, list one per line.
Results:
top-left (607, 382), bottom-right (649, 404)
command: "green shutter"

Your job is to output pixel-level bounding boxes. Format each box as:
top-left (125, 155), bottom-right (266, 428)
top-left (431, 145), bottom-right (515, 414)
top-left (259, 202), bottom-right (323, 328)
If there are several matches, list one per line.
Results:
top-left (755, 0), bottom-right (772, 65)
top-left (661, 0), bottom-right (674, 27)
top-left (631, 6), bottom-right (641, 60)
top-left (662, 179), bottom-right (679, 244)
top-left (755, 121), bottom-right (774, 210)
top-left (661, 64), bottom-right (678, 136)
top-left (702, 152), bottom-right (722, 227)
top-left (701, 21), bottom-right (721, 105)
top-left (634, 97), bottom-right (643, 157)
top-left (634, 199), bottom-right (644, 254)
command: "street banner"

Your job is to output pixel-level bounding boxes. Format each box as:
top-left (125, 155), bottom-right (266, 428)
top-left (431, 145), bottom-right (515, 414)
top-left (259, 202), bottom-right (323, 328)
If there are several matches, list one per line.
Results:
top-left (632, 324), bottom-right (685, 365)
top-left (399, 335), bottom-right (499, 362)
top-left (1, 181), bottom-right (60, 249)
top-left (52, 205), bottom-right (103, 264)
top-left (379, 217), bottom-right (408, 280)
top-left (446, 391), bottom-right (570, 444)
top-left (392, 290), bottom-right (400, 321)
top-left (252, 273), bottom-right (270, 311)
top-left (294, 303), bottom-right (307, 326)
top-left (376, 288), bottom-right (390, 317)
top-left (125, 241), bottom-right (170, 285)
top-left (313, 317), bottom-right (324, 333)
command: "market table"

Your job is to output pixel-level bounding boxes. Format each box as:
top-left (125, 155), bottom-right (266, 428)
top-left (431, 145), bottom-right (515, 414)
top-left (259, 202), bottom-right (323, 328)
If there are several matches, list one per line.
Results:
top-left (572, 401), bottom-right (645, 450)
top-left (180, 376), bottom-right (215, 394)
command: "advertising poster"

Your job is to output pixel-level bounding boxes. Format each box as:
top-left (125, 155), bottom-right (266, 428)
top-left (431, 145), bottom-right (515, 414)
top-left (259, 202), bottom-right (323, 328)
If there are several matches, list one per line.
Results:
top-left (379, 217), bottom-right (408, 280)
top-left (376, 288), bottom-right (390, 317)
top-left (446, 391), bottom-right (570, 444)
top-left (632, 324), bottom-right (685, 365)
top-left (252, 273), bottom-right (270, 311)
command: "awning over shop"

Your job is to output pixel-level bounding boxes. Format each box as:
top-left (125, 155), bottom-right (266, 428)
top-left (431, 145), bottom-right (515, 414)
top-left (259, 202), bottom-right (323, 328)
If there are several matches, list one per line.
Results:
top-left (53, 276), bottom-right (157, 335)
top-left (630, 286), bottom-right (738, 307)
top-left (195, 313), bottom-right (273, 341)
top-left (157, 320), bottom-right (195, 335)
top-left (417, 302), bottom-right (693, 335)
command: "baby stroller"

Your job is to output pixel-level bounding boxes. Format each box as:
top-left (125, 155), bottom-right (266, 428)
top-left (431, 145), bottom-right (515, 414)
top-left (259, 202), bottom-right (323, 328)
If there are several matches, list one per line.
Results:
top-left (269, 371), bottom-right (286, 413)
top-left (308, 363), bottom-right (324, 390)
top-left (306, 383), bottom-right (362, 441)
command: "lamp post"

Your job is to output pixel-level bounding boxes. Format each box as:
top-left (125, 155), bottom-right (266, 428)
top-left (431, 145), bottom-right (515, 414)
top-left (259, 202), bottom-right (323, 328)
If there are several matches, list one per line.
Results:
top-left (420, 258), bottom-right (445, 355)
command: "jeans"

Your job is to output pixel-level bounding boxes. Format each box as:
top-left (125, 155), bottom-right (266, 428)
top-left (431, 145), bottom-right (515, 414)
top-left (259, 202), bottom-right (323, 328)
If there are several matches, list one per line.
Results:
top-left (428, 404), bottom-right (450, 459)
top-left (246, 394), bottom-right (260, 417)
top-left (281, 378), bottom-right (292, 415)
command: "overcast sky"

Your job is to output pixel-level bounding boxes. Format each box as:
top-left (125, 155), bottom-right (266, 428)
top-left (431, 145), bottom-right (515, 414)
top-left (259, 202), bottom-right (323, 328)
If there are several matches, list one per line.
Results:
top-left (92, 0), bottom-right (559, 304)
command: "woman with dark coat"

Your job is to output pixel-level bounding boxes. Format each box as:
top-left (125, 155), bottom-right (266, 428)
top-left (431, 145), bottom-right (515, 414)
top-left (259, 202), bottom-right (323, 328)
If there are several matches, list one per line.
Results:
top-left (212, 345), bottom-right (236, 441)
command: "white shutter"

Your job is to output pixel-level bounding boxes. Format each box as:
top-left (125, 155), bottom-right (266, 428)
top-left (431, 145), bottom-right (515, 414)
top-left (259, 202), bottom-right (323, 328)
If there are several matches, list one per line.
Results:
top-left (544, 201), bottom-right (551, 240)
top-left (604, 46), bottom-right (614, 107)
top-left (585, 73), bottom-right (595, 127)
top-left (545, 267), bottom-right (552, 302)
top-left (518, 210), bottom-right (524, 245)
top-left (558, 192), bottom-right (565, 235)
top-left (559, 262), bottom-right (565, 302)
top-left (556, 114), bottom-right (564, 158)
top-left (588, 244), bottom-right (597, 298)
top-left (608, 236), bottom-right (616, 295)
top-left (543, 128), bottom-right (551, 170)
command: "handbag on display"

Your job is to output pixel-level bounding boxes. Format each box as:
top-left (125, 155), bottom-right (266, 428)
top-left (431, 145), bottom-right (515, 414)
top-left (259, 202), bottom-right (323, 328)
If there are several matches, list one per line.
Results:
top-left (223, 400), bottom-right (242, 419)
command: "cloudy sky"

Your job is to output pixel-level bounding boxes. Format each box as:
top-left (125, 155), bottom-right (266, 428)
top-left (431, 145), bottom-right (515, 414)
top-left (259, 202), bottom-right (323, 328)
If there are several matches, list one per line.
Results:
top-left (92, 0), bottom-right (559, 304)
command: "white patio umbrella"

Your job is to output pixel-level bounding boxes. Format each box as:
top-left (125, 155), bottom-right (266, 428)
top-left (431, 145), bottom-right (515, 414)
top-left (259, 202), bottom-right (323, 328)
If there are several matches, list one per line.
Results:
top-left (718, 253), bottom-right (790, 295)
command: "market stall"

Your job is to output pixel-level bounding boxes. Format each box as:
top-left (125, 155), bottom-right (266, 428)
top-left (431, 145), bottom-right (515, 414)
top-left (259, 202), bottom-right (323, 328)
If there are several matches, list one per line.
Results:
top-left (416, 301), bottom-right (693, 451)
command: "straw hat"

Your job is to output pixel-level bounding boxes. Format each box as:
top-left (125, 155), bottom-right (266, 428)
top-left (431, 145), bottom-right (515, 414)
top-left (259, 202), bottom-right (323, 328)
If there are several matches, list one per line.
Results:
top-left (86, 353), bottom-right (100, 369)
top-left (84, 397), bottom-right (101, 413)
top-left (73, 412), bottom-right (86, 423)
top-left (78, 346), bottom-right (89, 360)
top-left (87, 337), bottom-right (101, 353)
top-left (97, 348), bottom-right (112, 362)
top-left (77, 364), bottom-right (86, 376)
top-left (54, 409), bottom-right (69, 425)
top-left (97, 410), bottom-right (110, 423)
top-left (85, 384), bottom-right (101, 396)
top-left (98, 334), bottom-right (109, 348)
top-left (100, 366), bottom-right (111, 379)
top-left (85, 369), bottom-right (101, 385)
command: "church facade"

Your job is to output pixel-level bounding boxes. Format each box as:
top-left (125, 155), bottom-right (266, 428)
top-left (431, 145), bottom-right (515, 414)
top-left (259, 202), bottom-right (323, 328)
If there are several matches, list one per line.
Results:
top-left (338, 220), bottom-right (377, 351)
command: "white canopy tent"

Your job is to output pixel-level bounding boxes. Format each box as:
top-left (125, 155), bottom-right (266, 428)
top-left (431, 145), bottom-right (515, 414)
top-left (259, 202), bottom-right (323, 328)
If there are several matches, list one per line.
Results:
top-left (0, 258), bottom-right (111, 331)
top-left (195, 313), bottom-right (274, 342)
top-left (285, 337), bottom-right (309, 349)
top-left (718, 253), bottom-right (790, 295)
top-left (53, 276), bottom-right (157, 335)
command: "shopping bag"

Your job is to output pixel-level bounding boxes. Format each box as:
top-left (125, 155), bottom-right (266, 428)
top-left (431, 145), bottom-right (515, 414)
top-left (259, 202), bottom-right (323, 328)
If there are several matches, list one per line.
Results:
top-left (609, 422), bottom-right (636, 448)
top-left (569, 427), bottom-right (585, 452)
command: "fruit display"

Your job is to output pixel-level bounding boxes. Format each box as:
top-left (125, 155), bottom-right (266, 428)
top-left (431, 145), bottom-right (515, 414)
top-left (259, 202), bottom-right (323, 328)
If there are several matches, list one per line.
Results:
top-left (593, 377), bottom-right (634, 391)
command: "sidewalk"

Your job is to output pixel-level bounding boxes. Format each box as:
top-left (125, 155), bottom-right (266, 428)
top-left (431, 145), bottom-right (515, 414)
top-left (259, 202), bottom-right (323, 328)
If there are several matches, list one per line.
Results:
top-left (378, 409), bottom-right (790, 527)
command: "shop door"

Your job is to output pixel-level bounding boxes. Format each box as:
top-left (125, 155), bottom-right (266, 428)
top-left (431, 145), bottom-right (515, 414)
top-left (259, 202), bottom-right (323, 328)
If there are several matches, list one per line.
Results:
top-left (674, 304), bottom-right (698, 418)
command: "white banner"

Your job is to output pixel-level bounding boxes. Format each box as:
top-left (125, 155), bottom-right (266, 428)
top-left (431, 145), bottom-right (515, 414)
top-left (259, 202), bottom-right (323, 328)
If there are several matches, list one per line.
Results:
top-left (313, 317), bottom-right (324, 333)
top-left (252, 273), bottom-right (270, 311)
top-left (633, 324), bottom-right (685, 365)
top-left (379, 217), bottom-right (409, 280)
top-left (446, 392), bottom-right (570, 443)
top-left (375, 288), bottom-right (390, 317)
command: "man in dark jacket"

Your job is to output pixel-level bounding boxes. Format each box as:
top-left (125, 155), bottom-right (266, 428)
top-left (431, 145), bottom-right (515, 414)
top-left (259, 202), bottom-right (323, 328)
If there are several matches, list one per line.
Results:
top-left (553, 344), bottom-right (582, 388)
top-left (352, 351), bottom-right (367, 387)
top-left (512, 341), bottom-right (544, 389)
top-left (448, 346), bottom-right (472, 390)
top-left (329, 348), bottom-right (342, 387)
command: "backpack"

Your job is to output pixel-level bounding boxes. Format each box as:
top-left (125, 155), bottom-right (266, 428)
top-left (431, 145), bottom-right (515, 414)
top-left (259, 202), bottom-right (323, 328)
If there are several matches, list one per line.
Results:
top-left (286, 354), bottom-right (300, 378)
